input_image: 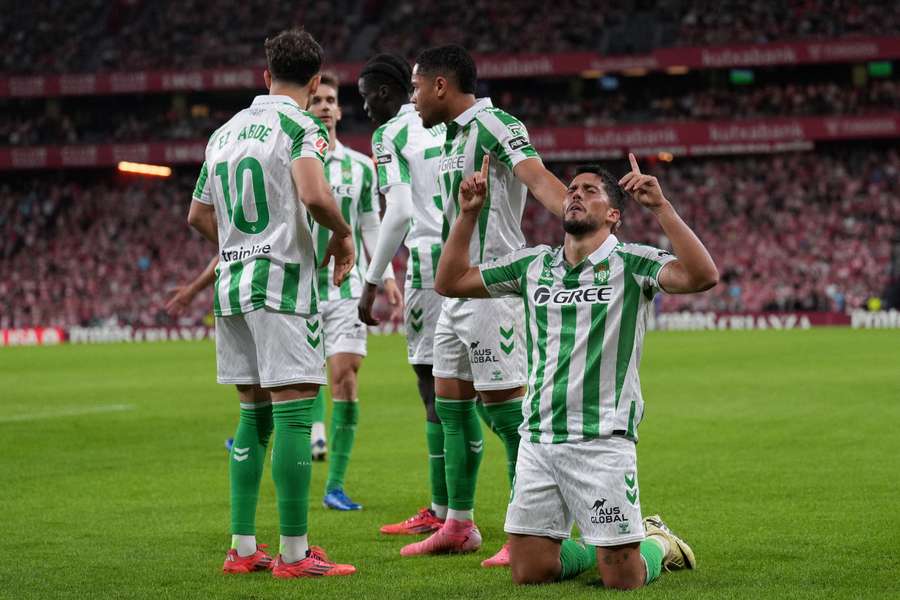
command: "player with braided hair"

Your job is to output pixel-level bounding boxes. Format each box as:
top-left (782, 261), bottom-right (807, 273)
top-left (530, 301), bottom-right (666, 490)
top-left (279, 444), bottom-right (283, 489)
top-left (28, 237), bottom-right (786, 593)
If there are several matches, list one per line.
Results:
top-left (357, 53), bottom-right (451, 537)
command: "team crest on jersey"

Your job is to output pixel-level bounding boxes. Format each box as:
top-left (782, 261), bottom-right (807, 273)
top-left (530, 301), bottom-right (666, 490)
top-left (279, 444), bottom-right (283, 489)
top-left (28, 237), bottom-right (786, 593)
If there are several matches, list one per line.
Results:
top-left (594, 261), bottom-right (610, 285)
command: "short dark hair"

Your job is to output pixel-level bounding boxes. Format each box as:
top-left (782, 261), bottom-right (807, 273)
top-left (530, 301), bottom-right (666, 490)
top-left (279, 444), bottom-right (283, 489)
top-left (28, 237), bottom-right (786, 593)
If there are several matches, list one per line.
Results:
top-left (264, 29), bottom-right (323, 86)
top-left (415, 45), bottom-right (477, 94)
top-left (360, 53), bottom-right (413, 95)
top-left (319, 71), bottom-right (339, 91)
top-left (575, 165), bottom-right (627, 228)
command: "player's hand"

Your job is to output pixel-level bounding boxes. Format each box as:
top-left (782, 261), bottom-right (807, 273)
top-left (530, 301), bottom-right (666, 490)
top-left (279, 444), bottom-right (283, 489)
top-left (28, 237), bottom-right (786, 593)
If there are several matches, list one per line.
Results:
top-left (323, 232), bottom-right (355, 286)
top-left (618, 153), bottom-right (669, 212)
top-left (383, 278), bottom-right (404, 321)
top-left (164, 285), bottom-right (196, 317)
top-left (358, 281), bottom-right (380, 326)
top-left (459, 155), bottom-right (490, 215)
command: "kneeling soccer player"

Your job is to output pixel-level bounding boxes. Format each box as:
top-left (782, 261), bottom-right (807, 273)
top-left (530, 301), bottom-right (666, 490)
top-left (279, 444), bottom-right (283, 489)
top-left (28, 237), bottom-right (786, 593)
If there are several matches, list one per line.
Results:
top-left (435, 154), bottom-right (718, 588)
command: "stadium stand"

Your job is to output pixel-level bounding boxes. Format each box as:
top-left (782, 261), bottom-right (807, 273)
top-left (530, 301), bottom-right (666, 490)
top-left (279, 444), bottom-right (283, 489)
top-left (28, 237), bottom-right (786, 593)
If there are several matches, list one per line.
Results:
top-left (4, 0), bottom-right (898, 72)
top-left (0, 2), bottom-right (897, 329)
top-left (1, 146), bottom-right (896, 328)
top-left (2, 78), bottom-right (898, 145)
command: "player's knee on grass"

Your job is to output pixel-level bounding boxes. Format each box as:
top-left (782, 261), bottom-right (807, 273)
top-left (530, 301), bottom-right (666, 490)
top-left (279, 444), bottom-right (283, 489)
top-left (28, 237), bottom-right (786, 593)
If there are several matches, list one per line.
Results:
top-left (596, 543), bottom-right (645, 591)
top-left (509, 535), bottom-right (561, 585)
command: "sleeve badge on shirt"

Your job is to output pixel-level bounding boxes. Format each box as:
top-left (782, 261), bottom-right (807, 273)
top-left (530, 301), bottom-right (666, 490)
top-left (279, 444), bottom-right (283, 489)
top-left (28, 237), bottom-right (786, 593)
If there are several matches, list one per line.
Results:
top-left (314, 136), bottom-right (328, 154)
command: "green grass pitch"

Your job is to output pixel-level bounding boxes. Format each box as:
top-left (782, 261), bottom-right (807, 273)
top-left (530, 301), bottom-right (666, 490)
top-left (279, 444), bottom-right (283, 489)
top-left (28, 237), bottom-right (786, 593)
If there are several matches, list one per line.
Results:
top-left (1, 329), bottom-right (898, 599)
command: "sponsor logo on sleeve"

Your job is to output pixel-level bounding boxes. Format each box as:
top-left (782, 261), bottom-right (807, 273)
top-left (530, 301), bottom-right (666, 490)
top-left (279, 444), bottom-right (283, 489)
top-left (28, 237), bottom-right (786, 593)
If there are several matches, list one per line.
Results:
top-left (314, 136), bottom-right (328, 154)
top-left (508, 136), bottom-right (530, 150)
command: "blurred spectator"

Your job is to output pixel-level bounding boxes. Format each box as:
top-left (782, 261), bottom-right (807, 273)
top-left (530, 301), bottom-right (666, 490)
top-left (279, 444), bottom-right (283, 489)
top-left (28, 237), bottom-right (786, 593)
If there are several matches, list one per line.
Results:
top-left (1, 146), bottom-right (896, 328)
top-left (2, 78), bottom-right (897, 147)
top-left (2, 0), bottom-right (897, 74)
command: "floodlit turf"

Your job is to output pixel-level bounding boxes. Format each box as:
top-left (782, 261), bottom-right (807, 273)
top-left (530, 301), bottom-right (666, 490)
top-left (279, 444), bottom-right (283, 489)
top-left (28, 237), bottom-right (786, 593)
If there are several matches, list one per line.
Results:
top-left (1, 329), bottom-right (898, 599)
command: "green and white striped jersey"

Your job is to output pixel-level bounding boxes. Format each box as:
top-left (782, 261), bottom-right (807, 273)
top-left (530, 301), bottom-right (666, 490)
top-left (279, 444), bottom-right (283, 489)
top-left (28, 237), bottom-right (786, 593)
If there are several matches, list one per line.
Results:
top-left (438, 98), bottom-right (540, 266)
top-left (479, 235), bottom-right (677, 444)
top-left (309, 141), bottom-right (378, 301)
top-left (372, 103), bottom-right (446, 289)
top-left (193, 95), bottom-right (329, 317)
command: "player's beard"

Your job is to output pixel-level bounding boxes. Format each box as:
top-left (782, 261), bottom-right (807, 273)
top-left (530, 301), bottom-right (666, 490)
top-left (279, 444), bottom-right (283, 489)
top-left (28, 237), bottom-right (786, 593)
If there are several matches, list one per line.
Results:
top-left (563, 215), bottom-right (600, 235)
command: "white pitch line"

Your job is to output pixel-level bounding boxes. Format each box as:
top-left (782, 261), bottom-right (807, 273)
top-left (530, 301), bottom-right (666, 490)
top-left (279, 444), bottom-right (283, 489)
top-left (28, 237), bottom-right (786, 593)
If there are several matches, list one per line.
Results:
top-left (0, 404), bottom-right (136, 423)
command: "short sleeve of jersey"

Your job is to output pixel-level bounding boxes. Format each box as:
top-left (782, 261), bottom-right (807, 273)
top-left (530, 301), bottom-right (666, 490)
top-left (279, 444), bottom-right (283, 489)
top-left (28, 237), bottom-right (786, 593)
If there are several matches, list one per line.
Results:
top-left (372, 122), bottom-right (410, 192)
top-left (192, 161), bottom-right (211, 204)
top-left (477, 109), bottom-right (540, 170)
top-left (278, 110), bottom-right (328, 163)
top-left (618, 244), bottom-right (678, 296)
top-left (359, 159), bottom-right (378, 214)
top-left (479, 247), bottom-right (543, 298)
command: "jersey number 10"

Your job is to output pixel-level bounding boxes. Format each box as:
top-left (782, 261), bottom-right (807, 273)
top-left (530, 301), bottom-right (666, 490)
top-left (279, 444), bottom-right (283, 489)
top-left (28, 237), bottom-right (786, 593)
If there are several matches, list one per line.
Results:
top-left (214, 157), bottom-right (269, 234)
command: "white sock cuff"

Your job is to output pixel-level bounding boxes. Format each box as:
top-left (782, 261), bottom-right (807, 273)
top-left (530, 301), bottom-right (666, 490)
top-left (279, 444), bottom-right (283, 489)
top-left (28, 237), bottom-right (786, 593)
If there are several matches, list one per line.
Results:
top-left (331, 398), bottom-right (358, 403)
top-left (239, 401), bottom-right (272, 410)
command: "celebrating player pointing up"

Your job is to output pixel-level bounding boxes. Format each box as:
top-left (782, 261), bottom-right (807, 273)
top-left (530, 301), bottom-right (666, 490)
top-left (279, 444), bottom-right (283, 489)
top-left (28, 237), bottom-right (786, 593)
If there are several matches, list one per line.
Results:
top-left (435, 153), bottom-right (717, 589)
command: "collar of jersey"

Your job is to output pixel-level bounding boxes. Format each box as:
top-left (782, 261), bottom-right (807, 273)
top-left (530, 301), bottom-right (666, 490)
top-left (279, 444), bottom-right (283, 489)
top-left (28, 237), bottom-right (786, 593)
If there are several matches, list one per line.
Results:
top-left (326, 140), bottom-right (345, 162)
top-left (452, 97), bottom-right (493, 127)
top-left (398, 103), bottom-right (416, 116)
top-left (550, 234), bottom-right (619, 269)
top-left (251, 94), bottom-right (301, 109)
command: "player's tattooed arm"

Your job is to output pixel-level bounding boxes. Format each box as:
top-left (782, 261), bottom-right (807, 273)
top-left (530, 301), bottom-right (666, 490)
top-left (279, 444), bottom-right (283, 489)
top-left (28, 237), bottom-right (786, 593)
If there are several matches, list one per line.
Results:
top-left (514, 158), bottom-right (566, 218)
top-left (435, 156), bottom-right (492, 299)
top-left (619, 153), bottom-right (718, 294)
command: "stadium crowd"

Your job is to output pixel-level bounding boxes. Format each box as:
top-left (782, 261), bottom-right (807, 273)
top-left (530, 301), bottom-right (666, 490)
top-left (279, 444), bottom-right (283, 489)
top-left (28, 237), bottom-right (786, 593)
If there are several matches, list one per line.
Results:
top-left (4, 0), bottom-right (899, 74)
top-left (1, 147), bottom-right (895, 329)
top-left (3, 78), bottom-right (897, 147)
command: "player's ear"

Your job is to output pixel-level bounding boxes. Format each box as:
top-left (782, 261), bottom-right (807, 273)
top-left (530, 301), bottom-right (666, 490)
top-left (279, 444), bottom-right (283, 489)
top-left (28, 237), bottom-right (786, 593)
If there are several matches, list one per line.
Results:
top-left (608, 207), bottom-right (621, 230)
top-left (434, 75), bottom-right (447, 99)
top-left (308, 74), bottom-right (321, 96)
top-left (263, 69), bottom-right (272, 91)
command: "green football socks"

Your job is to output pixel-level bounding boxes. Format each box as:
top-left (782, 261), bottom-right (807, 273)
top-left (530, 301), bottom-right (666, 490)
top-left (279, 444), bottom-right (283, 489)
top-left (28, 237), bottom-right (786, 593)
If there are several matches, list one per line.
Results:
top-left (435, 397), bottom-right (483, 516)
top-left (271, 399), bottom-right (313, 537)
top-left (425, 420), bottom-right (448, 509)
top-left (483, 398), bottom-right (523, 487)
top-left (310, 387), bottom-right (326, 423)
top-left (229, 402), bottom-right (273, 537)
top-left (558, 539), bottom-right (597, 580)
top-left (640, 537), bottom-right (665, 584)
top-left (325, 399), bottom-right (359, 492)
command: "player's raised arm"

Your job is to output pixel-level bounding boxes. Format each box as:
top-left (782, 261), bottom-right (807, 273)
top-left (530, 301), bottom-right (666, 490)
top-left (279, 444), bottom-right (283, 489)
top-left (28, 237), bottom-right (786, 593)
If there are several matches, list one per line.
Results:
top-left (513, 158), bottom-right (567, 218)
top-left (618, 153), bottom-right (718, 294)
top-left (291, 157), bottom-right (354, 285)
top-left (434, 156), bottom-right (492, 298)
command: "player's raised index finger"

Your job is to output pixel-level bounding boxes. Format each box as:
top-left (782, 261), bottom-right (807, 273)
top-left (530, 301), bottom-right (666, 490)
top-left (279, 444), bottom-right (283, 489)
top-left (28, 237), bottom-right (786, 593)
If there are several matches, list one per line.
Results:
top-left (628, 152), bottom-right (641, 174)
top-left (480, 155), bottom-right (490, 179)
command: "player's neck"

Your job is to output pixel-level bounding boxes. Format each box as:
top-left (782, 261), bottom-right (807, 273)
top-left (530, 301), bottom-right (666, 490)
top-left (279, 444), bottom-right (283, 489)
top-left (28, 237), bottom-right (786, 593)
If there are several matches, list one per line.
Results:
top-left (269, 83), bottom-right (309, 110)
top-left (563, 230), bottom-right (612, 267)
top-left (444, 94), bottom-right (477, 124)
top-left (328, 128), bottom-right (337, 151)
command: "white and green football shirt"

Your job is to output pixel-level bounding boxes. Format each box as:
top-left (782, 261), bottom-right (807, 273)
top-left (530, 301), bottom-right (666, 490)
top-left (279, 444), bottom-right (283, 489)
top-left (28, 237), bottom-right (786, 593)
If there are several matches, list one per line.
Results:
top-left (438, 97), bottom-right (540, 266)
top-left (478, 235), bottom-right (677, 444)
top-left (309, 140), bottom-right (378, 301)
top-left (371, 103), bottom-right (446, 289)
top-left (193, 94), bottom-right (329, 317)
